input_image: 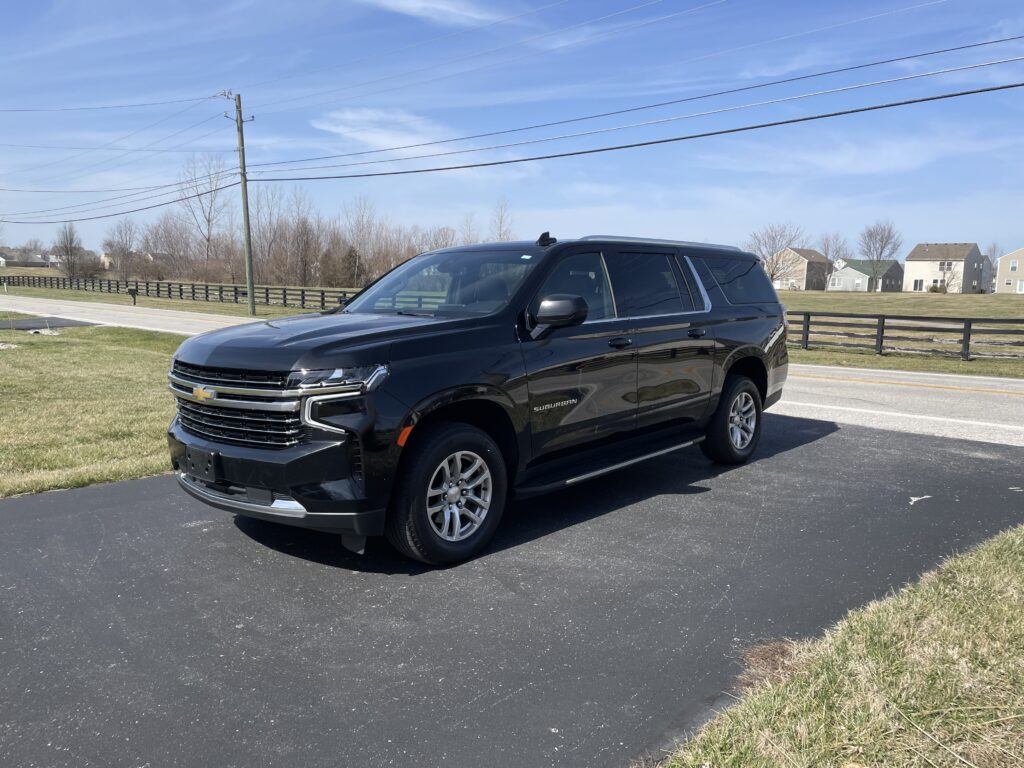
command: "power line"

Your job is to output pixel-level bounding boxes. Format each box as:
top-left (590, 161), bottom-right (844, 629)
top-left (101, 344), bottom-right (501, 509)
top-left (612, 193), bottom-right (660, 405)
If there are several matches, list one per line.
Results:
top-left (0, 141), bottom-right (235, 153)
top-left (249, 0), bottom-right (947, 120)
top-left (0, 181), bottom-right (241, 225)
top-left (4, 80), bottom-right (1019, 225)
top-left (0, 166), bottom-right (240, 219)
top-left (249, 0), bottom-right (723, 114)
top-left (245, 56), bottom-right (1024, 176)
top-left (253, 81), bottom-right (1024, 183)
top-left (30, 114), bottom-right (228, 184)
top-left (0, 95), bottom-right (217, 113)
top-left (248, 33), bottom-right (1024, 171)
top-left (7, 97), bottom-right (218, 176)
top-left (239, 0), bottom-right (574, 91)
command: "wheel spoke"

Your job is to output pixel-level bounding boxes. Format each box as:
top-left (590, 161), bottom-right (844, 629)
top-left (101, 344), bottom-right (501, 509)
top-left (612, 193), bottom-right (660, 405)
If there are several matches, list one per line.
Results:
top-left (426, 449), bottom-right (493, 542)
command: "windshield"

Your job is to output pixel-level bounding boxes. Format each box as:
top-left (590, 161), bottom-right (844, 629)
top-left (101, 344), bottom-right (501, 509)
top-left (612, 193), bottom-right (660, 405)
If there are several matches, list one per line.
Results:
top-left (343, 248), bottom-right (540, 317)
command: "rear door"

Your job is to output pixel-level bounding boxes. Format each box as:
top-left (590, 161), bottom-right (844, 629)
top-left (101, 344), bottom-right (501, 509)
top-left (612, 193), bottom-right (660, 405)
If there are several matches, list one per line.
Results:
top-left (604, 248), bottom-right (715, 430)
top-left (521, 247), bottom-right (637, 457)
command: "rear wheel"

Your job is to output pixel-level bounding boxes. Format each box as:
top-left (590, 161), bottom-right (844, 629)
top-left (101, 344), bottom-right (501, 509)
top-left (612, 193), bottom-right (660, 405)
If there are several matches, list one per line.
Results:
top-left (385, 422), bottom-right (507, 565)
top-left (701, 375), bottom-right (763, 464)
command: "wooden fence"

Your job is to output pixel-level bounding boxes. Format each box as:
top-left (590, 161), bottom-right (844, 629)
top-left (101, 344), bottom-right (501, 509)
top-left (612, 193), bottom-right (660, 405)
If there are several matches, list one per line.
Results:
top-left (1, 274), bottom-right (359, 310)
top-left (4, 275), bottom-right (1022, 361)
top-left (786, 311), bottom-right (1024, 361)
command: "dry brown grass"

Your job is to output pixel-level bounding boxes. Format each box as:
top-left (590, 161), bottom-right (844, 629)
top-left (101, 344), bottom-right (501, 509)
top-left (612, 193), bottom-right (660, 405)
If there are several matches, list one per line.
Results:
top-left (658, 526), bottom-right (1024, 767)
top-left (0, 324), bottom-right (179, 496)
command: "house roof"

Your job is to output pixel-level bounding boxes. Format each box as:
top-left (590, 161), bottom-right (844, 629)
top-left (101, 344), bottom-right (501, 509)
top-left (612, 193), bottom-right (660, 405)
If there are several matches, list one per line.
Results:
top-left (839, 259), bottom-right (901, 276)
top-left (786, 247), bottom-right (828, 263)
top-left (998, 248), bottom-right (1024, 261)
top-left (905, 243), bottom-right (979, 262)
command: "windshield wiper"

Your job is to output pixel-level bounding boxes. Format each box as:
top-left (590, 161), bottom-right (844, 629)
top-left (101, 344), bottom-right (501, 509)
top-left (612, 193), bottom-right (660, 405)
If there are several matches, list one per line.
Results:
top-left (395, 310), bottom-right (435, 318)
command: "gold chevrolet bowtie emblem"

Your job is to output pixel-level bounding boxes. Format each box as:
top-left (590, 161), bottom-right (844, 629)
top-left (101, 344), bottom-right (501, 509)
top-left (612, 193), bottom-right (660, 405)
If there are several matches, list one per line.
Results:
top-left (192, 386), bottom-right (216, 402)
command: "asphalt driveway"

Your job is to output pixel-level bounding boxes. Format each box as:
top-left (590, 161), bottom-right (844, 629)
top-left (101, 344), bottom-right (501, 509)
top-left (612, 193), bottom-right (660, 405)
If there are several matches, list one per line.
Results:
top-left (1, 414), bottom-right (1022, 768)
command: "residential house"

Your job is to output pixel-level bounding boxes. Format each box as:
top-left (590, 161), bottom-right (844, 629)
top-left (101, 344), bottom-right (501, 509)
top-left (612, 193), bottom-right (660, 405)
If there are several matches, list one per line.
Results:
top-left (0, 255), bottom-right (6, 268)
top-left (902, 243), bottom-right (987, 293)
top-left (995, 248), bottom-right (1024, 294)
top-left (771, 247), bottom-right (829, 290)
top-left (826, 259), bottom-right (904, 292)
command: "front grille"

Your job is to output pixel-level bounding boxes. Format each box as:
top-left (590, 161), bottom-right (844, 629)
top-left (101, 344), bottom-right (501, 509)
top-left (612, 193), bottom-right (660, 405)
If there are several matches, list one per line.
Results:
top-left (171, 361), bottom-right (302, 449)
top-left (172, 360), bottom-right (289, 390)
top-left (176, 400), bottom-right (303, 448)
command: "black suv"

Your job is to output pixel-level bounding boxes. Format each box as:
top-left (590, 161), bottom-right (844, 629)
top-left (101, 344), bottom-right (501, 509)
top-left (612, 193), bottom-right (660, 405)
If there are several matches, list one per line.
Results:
top-left (168, 234), bottom-right (788, 564)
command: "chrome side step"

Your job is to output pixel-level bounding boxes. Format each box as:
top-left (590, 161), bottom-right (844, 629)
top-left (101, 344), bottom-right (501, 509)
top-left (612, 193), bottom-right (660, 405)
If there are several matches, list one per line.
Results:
top-left (565, 436), bottom-right (704, 486)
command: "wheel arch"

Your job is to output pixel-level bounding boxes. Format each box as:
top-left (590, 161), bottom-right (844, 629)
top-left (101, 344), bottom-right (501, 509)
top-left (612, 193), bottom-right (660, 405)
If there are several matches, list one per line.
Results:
top-left (399, 389), bottom-right (520, 484)
top-left (723, 351), bottom-right (768, 403)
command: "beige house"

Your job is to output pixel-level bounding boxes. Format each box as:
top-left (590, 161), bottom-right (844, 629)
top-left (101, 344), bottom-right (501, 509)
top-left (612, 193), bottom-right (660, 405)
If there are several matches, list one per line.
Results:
top-left (770, 247), bottom-right (828, 290)
top-left (902, 243), bottom-right (988, 294)
top-left (994, 248), bottom-right (1024, 294)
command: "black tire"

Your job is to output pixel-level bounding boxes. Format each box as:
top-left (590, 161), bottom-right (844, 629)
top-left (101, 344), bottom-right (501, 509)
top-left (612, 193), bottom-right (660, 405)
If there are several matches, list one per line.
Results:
top-left (700, 375), bottom-right (763, 465)
top-left (385, 422), bottom-right (508, 565)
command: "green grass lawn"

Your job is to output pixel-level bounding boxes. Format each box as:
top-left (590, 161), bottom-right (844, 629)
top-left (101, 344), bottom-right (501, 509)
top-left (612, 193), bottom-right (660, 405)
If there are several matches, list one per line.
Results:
top-left (789, 348), bottom-right (1024, 378)
top-left (781, 291), bottom-right (1024, 319)
top-left (659, 524), bottom-right (1024, 767)
top-left (0, 324), bottom-right (179, 497)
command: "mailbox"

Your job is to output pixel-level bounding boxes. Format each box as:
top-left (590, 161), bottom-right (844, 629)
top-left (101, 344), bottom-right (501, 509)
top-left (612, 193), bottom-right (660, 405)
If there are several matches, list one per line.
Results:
top-left (127, 287), bottom-right (139, 306)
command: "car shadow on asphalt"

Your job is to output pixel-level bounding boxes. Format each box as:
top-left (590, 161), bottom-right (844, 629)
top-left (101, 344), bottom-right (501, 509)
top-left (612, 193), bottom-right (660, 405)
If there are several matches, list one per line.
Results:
top-left (233, 413), bottom-right (839, 575)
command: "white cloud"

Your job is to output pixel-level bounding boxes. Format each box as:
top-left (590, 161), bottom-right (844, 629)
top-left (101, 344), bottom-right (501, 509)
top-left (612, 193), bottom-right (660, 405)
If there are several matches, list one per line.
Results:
top-left (310, 108), bottom-right (448, 155)
top-left (353, 0), bottom-right (500, 27)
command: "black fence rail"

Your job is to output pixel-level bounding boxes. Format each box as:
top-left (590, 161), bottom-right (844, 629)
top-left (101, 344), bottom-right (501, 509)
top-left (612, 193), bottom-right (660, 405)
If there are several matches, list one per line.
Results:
top-left (786, 311), bottom-right (1024, 361)
top-left (1, 274), bottom-right (359, 310)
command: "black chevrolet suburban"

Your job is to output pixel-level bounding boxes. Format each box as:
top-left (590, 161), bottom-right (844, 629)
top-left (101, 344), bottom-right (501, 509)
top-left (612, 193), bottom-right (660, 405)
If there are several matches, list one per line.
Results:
top-left (168, 234), bottom-right (788, 564)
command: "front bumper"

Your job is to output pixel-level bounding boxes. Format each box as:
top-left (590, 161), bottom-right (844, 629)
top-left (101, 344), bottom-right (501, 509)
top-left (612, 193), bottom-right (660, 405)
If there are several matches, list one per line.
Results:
top-left (168, 419), bottom-right (385, 535)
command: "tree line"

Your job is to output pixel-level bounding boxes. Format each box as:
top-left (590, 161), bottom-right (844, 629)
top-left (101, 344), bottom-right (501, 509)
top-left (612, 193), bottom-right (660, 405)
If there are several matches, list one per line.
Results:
top-left (10, 156), bottom-right (517, 287)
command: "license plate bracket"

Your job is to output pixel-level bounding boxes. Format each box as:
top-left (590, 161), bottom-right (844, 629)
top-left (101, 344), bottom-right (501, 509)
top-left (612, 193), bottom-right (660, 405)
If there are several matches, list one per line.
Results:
top-left (184, 446), bottom-right (219, 483)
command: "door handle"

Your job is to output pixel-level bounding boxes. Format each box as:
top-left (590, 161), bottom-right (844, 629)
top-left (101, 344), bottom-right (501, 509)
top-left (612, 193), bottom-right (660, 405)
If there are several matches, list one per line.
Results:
top-left (608, 336), bottom-right (633, 349)
top-left (687, 328), bottom-right (707, 338)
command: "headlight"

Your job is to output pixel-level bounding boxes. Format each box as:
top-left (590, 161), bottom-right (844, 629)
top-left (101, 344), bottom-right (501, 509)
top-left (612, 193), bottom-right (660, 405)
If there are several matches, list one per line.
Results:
top-left (287, 364), bottom-right (389, 392)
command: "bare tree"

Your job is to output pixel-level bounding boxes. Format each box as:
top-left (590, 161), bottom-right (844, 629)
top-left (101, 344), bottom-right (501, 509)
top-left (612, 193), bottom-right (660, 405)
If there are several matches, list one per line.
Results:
top-left (817, 231), bottom-right (853, 288)
top-left (53, 223), bottom-right (84, 278)
top-left (458, 212), bottom-right (480, 245)
top-left (858, 220), bottom-right (902, 290)
top-left (17, 238), bottom-right (46, 259)
top-left (102, 218), bottom-right (139, 281)
top-left (745, 222), bottom-right (806, 284)
top-left (489, 196), bottom-right (515, 241)
top-left (934, 260), bottom-right (960, 293)
top-left (178, 155), bottom-right (229, 282)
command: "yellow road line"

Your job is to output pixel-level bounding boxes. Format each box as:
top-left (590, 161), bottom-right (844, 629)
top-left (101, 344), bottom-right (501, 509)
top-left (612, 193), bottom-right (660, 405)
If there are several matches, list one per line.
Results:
top-left (790, 372), bottom-right (1024, 397)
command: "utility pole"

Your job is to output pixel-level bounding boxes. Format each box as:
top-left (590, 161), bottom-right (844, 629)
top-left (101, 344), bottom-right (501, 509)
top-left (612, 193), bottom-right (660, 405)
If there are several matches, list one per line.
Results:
top-left (228, 93), bottom-right (257, 316)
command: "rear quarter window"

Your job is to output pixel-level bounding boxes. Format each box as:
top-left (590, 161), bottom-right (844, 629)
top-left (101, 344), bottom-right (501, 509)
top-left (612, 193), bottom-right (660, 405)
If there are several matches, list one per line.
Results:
top-left (697, 256), bottom-right (778, 305)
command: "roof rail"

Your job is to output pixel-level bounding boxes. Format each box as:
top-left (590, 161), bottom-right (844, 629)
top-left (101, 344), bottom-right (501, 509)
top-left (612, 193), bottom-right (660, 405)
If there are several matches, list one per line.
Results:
top-left (579, 235), bottom-right (741, 252)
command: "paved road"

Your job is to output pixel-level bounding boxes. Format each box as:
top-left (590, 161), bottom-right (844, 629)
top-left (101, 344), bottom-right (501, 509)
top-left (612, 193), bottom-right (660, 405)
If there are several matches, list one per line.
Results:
top-left (0, 294), bottom-right (254, 336)
top-left (1, 418), bottom-right (1022, 768)
top-left (4, 294), bottom-right (1023, 447)
top-left (776, 365), bottom-right (1024, 447)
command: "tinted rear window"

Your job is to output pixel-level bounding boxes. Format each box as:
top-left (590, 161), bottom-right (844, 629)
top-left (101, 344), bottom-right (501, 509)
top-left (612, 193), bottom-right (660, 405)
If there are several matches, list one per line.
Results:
top-left (606, 252), bottom-right (686, 317)
top-left (698, 257), bottom-right (777, 304)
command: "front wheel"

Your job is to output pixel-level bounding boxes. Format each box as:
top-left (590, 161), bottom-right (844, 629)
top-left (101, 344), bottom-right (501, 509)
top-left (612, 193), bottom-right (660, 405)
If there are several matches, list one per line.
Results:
top-left (700, 375), bottom-right (763, 465)
top-left (385, 422), bottom-right (508, 565)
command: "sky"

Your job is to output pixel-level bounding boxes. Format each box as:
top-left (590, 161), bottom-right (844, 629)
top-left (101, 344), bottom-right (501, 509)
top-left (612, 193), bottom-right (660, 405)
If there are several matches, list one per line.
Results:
top-left (1, 0), bottom-right (1022, 256)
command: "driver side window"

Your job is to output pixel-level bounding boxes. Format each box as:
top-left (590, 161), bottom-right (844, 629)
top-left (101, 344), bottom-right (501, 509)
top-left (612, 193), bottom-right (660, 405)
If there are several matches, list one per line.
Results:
top-left (533, 252), bottom-right (614, 322)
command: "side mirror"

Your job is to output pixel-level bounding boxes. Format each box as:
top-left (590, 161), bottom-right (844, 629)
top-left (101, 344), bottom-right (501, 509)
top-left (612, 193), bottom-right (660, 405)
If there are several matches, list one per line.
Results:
top-left (532, 294), bottom-right (588, 336)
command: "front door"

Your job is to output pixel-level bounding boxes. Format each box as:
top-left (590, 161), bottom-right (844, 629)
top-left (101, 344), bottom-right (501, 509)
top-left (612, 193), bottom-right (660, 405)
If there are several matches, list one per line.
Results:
top-left (604, 249), bottom-right (715, 430)
top-left (521, 248), bottom-right (636, 457)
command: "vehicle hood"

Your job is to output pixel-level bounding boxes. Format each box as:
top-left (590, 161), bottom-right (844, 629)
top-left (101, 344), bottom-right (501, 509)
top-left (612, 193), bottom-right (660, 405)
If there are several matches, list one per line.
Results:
top-left (173, 311), bottom-right (446, 371)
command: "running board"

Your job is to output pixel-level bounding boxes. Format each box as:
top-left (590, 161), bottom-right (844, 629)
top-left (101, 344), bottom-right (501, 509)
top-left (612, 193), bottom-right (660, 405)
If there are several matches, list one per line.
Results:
top-left (516, 435), bottom-right (704, 496)
top-left (565, 436), bottom-right (704, 485)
